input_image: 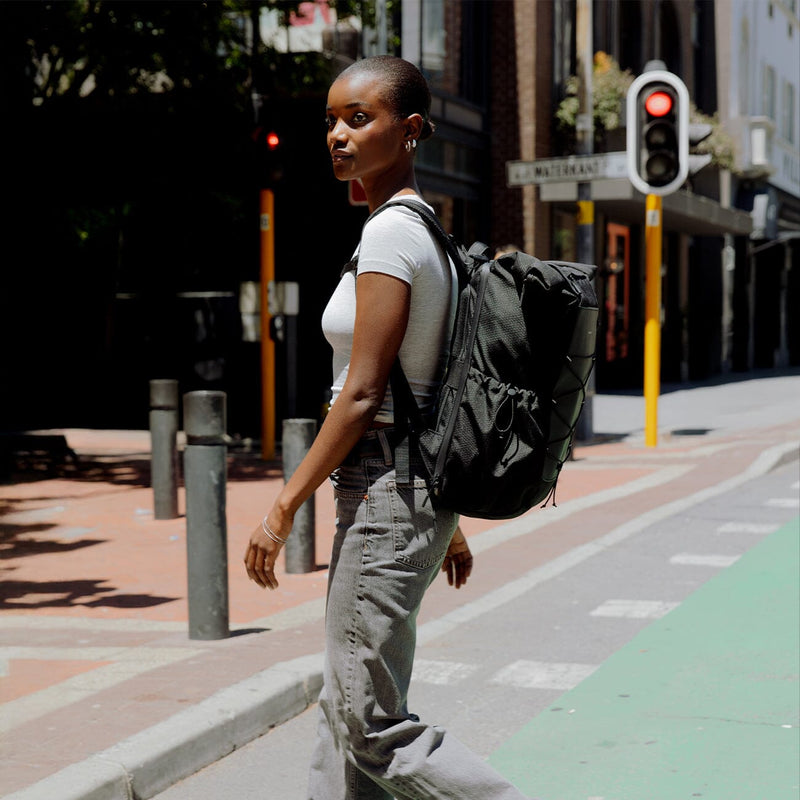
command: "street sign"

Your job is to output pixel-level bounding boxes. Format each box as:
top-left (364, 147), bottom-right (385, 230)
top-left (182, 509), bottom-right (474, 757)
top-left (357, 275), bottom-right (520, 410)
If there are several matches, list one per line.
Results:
top-left (506, 152), bottom-right (628, 187)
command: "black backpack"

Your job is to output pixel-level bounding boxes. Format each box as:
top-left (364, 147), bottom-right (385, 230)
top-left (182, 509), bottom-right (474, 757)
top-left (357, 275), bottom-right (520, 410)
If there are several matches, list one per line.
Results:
top-left (368, 199), bottom-right (598, 520)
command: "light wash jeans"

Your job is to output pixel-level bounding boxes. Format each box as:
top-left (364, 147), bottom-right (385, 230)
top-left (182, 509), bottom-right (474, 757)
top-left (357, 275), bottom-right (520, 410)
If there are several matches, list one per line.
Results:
top-left (307, 429), bottom-right (529, 800)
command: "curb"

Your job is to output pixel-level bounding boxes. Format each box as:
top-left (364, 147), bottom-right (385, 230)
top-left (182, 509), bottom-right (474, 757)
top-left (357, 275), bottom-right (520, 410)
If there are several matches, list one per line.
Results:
top-left (3, 654), bottom-right (323, 800)
top-left (5, 439), bottom-right (798, 800)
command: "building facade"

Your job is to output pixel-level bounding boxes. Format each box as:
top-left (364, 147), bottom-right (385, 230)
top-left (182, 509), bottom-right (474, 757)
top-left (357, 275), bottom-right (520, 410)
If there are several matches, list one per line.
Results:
top-left (8, 0), bottom-right (797, 438)
top-left (717, 0), bottom-right (800, 370)
top-left (436, 0), bottom-right (799, 392)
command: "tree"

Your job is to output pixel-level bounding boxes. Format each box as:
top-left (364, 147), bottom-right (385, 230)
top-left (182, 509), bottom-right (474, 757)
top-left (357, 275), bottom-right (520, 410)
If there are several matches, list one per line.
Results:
top-left (0, 0), bottom-right (252, 112)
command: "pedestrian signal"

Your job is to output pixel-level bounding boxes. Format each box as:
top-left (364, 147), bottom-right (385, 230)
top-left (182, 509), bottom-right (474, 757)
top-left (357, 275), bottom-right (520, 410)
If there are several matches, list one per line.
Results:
top-left (626, 70), bottom-right (689, 196)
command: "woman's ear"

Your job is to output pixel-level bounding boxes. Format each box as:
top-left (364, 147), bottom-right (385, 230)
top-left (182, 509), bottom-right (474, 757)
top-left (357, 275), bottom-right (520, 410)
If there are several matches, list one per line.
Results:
top-left (404, 113), bottom-right (424, 142)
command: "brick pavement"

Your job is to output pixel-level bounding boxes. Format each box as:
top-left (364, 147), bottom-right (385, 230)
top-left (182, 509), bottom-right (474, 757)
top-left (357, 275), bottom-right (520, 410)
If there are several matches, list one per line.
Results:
top-left (1, 416), bottom-right (798, 798)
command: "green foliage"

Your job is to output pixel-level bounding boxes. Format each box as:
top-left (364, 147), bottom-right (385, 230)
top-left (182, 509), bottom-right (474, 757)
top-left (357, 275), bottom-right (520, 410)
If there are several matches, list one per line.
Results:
top-left (1, 0), bottom-right (253, 111)
top-left (556, 52), bottom-right (737, 171)
top-left (556, 51), bottom-right (634, 136)
top-left (689, 106), bottom-right (736, 171)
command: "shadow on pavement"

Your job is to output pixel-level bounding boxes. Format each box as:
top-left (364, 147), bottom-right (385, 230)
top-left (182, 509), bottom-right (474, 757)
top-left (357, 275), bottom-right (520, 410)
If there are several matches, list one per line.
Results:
top-left (0, 578), bottom-right (177, 610)
top-left (2, 449), bottom-right (283, 488)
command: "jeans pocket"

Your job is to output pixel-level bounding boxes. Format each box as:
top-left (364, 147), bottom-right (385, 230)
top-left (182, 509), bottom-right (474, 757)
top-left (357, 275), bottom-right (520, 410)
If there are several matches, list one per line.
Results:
top-left (387, 477), bottom-right (447, 570)
top-left (330, 464), bottom-right (368, 497)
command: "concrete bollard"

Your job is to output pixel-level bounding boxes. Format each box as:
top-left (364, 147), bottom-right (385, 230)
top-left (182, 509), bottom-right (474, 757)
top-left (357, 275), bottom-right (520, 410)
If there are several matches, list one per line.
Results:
top-left (282, 418), bottom-right (317, 574)
top-left (183, 390), bottom-right (229, 640)
top-left (149, 380), bottom-right (180, 520)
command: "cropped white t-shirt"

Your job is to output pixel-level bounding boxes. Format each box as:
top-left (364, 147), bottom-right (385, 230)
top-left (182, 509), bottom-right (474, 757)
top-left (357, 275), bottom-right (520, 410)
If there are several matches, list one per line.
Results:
top-left (321, 198), bottom-right (457, 424)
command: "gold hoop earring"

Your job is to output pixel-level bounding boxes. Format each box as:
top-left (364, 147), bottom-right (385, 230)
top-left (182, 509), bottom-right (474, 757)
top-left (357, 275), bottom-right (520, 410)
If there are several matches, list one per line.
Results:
top-left (404, 140), bottom-right (412, 153)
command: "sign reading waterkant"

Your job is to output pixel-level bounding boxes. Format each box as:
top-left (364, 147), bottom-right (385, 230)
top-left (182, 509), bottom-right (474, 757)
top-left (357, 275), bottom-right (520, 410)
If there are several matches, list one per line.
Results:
top-left (507, 152), bottom-right (628, 186)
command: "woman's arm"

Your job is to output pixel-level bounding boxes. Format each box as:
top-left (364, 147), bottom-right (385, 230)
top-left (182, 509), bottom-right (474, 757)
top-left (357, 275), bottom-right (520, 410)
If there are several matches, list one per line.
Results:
top-left (244, 270), bottom-right (411, 589)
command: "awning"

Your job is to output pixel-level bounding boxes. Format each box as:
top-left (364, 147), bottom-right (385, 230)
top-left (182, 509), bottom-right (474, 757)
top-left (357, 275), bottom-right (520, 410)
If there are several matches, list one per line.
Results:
top-left (750, 231), bottom-right (800, 254)
top-left (540, 179), bottom-right (754, 237)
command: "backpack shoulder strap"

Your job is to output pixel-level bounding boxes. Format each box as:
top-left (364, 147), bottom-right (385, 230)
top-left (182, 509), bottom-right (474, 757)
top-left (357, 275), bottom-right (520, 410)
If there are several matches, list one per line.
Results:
top-left (363, 199), bottom-right (465, 484)
top-left (366, 198), bottom-right (470, 285)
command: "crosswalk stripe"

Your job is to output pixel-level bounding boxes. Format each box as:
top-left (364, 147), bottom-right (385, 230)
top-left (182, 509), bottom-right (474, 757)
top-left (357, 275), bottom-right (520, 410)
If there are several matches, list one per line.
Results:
top-left (490, 660), bottom-right (598, 691)
top-left (670, 553), bottom-right (740, 567)
top-left (716, 521), bottom-right (779, 534)
top-left (590, 599), bottom-right (679, 619)
top-left (764, 497), bottom-right (800, 509)
top-left (412, 659), bottom-right (479, 685)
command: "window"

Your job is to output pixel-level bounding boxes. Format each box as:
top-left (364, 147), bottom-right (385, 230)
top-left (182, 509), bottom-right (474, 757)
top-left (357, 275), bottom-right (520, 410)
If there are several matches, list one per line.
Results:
top-left (738, 19), bottom-right (750, 116)
top-left (422, 0), bottom-right (446, 77)
top-left (783, 81), bottom-right (796, 143)
top-left (763, 65), bottom-right (777, 121)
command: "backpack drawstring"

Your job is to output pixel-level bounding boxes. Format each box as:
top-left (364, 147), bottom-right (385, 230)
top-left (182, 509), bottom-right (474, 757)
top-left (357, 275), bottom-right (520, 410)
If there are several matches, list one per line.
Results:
top-left (496, 386), bottom-right (519, 466)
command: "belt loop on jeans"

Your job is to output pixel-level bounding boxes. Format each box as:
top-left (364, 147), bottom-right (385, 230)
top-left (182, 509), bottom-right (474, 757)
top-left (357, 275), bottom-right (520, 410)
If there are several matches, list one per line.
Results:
top-left (376, 429), bottom-right (393, 465)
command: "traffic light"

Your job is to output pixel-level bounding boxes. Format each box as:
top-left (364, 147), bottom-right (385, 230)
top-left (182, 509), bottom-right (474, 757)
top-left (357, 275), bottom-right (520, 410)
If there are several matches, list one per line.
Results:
top-left (626, 70), bottom-right (689, 196)
top-left (252, 126), bottom-right (285, 185)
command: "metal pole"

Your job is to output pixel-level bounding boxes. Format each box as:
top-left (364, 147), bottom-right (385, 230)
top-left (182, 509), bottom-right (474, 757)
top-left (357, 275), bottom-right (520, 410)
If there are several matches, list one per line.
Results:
top-left (183, 390), bottom-right (229, 640)
top-left (281, 281), bottom-right (300, 419)
top-left (149, 379), bottom-right (179, 520)
top-left (777, 243), bottom-right (790, 368)
top-left (644, 194), bottom-right (663, 448)
top-left (282, 418), bottom-right (316, 574)
top-left (376, 0), bottom-right (388, 54)
top-left (575, 0), bottom-right (595, 442)
top-left (260, 189), bottom-right (276, 460)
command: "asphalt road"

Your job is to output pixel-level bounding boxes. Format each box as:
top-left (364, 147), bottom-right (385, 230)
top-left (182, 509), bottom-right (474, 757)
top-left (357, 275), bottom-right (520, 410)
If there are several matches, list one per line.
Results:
top-left (154, 458), bottom-right (799, 799)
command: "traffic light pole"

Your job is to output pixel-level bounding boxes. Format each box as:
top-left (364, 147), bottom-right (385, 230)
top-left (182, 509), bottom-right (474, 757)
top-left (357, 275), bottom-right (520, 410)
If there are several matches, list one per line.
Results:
top-left (260, 189), bottom-right (276, 460)
top-left (644, 194), bottom-right (662, 447)
top-left (626, 64), bottom-right (690, 448)
top-left (574, 0), bottom-right (594, 442)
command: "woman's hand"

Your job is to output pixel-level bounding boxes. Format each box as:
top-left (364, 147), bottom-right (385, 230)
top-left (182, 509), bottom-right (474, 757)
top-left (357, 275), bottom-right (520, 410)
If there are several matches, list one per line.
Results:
top-left (441, 526), bottom-right (473, 589)
top-left (244, 512), bottom-right (291, 591)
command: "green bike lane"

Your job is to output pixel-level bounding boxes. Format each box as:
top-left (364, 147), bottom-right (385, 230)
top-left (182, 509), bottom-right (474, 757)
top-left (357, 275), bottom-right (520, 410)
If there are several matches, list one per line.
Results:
top-left (490, 517), bottom-right (800, 800)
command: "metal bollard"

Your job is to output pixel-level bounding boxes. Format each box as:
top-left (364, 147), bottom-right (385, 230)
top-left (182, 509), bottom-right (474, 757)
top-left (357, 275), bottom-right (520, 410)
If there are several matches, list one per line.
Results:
top-left (282, 418), bottom-right (317, 574)
top-left (183, 391), bottom-right (229, 640)
top-left (149, 380), bottom-right (180, 520)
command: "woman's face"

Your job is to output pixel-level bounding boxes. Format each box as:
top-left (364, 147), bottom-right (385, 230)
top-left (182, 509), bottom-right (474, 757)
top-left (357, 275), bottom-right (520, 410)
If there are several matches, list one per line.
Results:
top-left (325, 71), bottom-right (407, 186)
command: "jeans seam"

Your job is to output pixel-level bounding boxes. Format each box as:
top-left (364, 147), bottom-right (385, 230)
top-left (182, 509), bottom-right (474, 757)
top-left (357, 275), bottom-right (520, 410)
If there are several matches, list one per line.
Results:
top-left (343, 459), bottom-right (372, 719)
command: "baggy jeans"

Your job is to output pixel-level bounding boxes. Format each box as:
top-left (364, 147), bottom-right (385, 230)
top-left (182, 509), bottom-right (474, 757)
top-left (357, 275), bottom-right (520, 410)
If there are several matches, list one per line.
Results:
top-left (307, 430), bottom-right (529, 800)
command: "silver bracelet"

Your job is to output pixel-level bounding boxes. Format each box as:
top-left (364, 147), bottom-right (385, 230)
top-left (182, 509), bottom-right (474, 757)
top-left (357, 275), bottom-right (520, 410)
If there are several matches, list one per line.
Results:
top-left (261, 516), bottom-right (288, 545)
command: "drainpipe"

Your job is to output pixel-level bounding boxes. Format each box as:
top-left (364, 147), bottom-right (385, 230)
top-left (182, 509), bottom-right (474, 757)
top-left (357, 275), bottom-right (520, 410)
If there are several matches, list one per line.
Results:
top-left (720, 169), bottom-right (734, 373)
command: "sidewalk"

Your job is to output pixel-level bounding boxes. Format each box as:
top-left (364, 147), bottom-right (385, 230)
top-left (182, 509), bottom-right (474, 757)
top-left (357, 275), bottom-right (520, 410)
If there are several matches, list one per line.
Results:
top-left (2, 371), bottom-right (799, 800)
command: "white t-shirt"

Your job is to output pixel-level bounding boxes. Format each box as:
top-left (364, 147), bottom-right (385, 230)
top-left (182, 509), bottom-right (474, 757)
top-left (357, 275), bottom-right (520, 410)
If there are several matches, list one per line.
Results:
top-left (321, 198), bottom-right (457, 423)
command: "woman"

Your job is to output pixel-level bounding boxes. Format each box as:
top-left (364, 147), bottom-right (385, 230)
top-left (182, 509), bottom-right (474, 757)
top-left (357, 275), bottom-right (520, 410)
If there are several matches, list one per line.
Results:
top-left (244, 56), bottom-right (528, 800)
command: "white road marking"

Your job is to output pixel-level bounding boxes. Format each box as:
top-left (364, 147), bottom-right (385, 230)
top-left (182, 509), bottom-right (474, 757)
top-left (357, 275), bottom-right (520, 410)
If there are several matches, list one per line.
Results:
top-left (590, 599), bottom-right (679, 619)
top-left (0, 646), bottom-right (201, 733)
top-left (764, 497), bottom-right (800, 509)
top-left (490, 660), bottom-right (597, 691)
top-left (468, 464), bottom-right (694, 556)
top-left (419, 440), bottom-right (797, 648)
top-left (2, 439), bottom-right (795, 738)
top-left (669, 553), bottom-right (740, 567)
top-left (412, 659), bottom-right (478, 685)
top-left (716, 521), bottom-right (780, 534)
top-left (0, 616), bottom-right (187, 632)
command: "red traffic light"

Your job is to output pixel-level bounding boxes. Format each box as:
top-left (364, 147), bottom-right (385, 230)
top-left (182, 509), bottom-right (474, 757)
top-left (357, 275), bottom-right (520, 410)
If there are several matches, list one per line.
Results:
top-left (266, 131), bottom-right (280, 150)
top-left (644, 91), bottom-right (673, 117)
top-left (627, 70), bottom-right (689, 195)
